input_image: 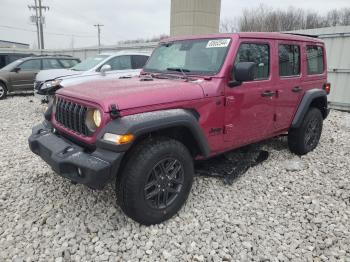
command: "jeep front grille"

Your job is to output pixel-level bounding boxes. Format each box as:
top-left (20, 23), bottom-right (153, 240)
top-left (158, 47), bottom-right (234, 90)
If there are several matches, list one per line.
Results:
top-left (55, 98), bottom-right (89, 136)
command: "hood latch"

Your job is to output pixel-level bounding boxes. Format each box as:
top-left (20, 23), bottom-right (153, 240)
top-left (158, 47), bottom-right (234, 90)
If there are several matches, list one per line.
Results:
top-left (109, 104), bottom-right (120, 119)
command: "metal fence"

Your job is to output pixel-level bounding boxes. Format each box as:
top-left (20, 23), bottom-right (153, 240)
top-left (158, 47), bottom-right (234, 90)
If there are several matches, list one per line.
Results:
top-left (0, 42), bottom-right (158, 60)
top-left (290, 26), bottom-right (350, 111)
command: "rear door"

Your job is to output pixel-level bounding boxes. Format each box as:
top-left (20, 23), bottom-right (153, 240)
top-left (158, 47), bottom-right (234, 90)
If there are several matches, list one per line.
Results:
top-left (9, 59), bottom-right (41, 91)
top-left (274, 41), bottom-right (303, 131)
top-left (224, 40), bottom-right (276, 147)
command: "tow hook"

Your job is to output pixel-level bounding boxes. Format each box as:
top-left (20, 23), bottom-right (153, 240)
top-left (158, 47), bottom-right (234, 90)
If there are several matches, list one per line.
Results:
top-left (109, 104), bottom-right (120, 119)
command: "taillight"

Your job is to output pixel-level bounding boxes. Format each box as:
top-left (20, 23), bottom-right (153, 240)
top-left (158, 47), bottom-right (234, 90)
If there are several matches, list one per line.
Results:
top-left (323, 83), bottom-right (331, 95)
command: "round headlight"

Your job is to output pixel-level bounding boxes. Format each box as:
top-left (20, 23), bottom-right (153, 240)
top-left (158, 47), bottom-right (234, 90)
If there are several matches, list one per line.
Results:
top-left (93, 109), bottom-right (102, 127)
top-left (85, 109), bottom-right (102, 133)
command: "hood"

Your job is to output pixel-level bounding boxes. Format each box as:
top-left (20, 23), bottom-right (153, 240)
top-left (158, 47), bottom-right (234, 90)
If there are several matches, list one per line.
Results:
top-left (35, 69), bottom-right (82, 82)
top-left (59, 69), bottom-right (141, 87)
top-left (57, 77), bottom-right (205, 112)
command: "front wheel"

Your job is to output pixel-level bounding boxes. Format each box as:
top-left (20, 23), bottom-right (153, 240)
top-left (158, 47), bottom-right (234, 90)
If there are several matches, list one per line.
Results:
top-left (288, 107), bottom-right (323, 155)
top-left (0, 82), bottom-right (7, 100)
top-left (116, 138), bottom-right (194, 225)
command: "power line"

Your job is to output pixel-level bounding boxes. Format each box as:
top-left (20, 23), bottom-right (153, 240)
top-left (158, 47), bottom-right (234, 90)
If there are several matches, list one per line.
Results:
top-left (0, 25), bottom-right (95, 38)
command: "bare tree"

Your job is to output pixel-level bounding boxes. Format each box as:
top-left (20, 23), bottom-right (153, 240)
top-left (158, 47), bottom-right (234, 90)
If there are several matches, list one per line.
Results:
top-left (327, 10), bottom-right (340, 26)
top-left (223, 5), bottom-right (350, 33)
top-left (220, 18), bottom-right (238, 33)
top-left (339, 8), bottom-right (350, 25)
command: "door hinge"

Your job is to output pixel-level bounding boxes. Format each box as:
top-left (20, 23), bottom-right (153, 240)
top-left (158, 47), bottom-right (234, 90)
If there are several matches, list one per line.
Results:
top-left (225, 96), bottom-right (235, 106)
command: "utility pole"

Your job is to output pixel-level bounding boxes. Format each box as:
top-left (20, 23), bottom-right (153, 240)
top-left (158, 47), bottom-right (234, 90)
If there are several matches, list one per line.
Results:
top-left (28, 0), bottom-right (49, 49)
top-left (94, 24), bottom-right (104, 53)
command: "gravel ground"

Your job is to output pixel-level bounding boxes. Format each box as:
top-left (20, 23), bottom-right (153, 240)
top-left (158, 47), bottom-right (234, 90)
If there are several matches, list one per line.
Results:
top-left (0, 95), bottom-right (349, 262)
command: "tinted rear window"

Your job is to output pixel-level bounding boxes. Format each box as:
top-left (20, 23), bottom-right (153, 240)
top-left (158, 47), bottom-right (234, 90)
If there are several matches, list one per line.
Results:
top-left (279, 44), bottom-right (300, 77)
top-left (59, 59), bottom-right (79, 68)
top-left (306, 46), bottom-right (324, 75)
top-left (42, 59), bottom-right (62, 69)
top-left (132, 55), bottom-right (149, 69)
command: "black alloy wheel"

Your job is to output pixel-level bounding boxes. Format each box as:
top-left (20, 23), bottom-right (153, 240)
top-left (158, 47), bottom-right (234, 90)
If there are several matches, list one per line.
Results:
top-left (144, 158), bottom-right (184, 209)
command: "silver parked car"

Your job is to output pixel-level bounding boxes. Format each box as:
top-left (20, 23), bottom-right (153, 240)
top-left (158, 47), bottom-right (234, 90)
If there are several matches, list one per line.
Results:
top-left (34, 51), bottom-right (150, 102)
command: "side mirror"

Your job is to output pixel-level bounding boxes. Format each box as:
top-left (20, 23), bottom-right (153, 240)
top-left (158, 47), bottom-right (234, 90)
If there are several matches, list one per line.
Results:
top-left (228, 62), bottom-right (256, 87)
top-left (100, 64), bottom-right (111, 74)
top-left (12, 67), bottom-right (21, 73)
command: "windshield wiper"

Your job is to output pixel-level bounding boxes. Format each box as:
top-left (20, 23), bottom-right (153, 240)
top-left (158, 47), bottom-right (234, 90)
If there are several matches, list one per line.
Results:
top-left (166, 67), bottom-right (191, 80)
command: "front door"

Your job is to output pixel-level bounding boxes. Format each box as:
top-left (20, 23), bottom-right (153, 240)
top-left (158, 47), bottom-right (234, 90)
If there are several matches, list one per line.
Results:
top-left (10, 59), bottom-right (41, 91)
top-left (224, 41), bottom-right (276, 147)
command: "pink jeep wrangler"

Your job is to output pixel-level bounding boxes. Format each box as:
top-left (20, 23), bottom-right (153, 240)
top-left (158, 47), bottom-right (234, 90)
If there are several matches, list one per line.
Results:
top-left (29, 33), bottom-right (330, 225)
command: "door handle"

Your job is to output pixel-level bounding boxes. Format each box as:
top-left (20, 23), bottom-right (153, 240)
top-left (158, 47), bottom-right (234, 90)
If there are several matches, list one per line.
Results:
top-left (292, 86), bottom-right (303, 93)
top-left (261, 90), bottom-right (275, 97)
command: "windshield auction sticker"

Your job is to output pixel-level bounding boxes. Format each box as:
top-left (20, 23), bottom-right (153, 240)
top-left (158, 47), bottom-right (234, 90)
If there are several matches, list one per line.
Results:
top-left (206, 39), bottom-right (231, 48)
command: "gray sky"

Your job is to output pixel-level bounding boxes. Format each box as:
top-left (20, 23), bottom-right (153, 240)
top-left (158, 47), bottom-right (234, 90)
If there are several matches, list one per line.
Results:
top-left (0, 0), bottom-right (349, 49)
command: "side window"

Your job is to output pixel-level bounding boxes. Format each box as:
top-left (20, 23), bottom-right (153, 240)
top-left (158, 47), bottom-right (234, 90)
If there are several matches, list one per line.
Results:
top-left (307, 46), bottom-right (324, 75)
top-left (234, 43), bottom-right (270, 80)
top-left (107, 56), bottom-right (132, 70)
top-left (59, 59), bottom-right (79, 68)
top-left (18, 59), bottom-right (41, 71)
top-left (0, 55), bottom-right (6, 68)
top-left (42, 59), bottom-right (61, 69)
top-left (132, 55), bottom-right (149, 69)
top-left (279, 44), bottom-right (300, 77)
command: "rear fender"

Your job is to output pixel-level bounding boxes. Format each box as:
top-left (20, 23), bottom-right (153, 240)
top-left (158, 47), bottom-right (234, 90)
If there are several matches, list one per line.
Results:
top-left (291, 89), bottom-right (328, 129)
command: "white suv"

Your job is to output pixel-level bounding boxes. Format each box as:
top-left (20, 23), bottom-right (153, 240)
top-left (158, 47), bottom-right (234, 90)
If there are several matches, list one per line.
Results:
top-left (34, 51), bottom-right (150, 102)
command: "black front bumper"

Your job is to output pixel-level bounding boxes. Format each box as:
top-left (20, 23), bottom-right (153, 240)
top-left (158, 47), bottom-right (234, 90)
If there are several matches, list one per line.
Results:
top-left (28, 122), bottom-right (124, 189)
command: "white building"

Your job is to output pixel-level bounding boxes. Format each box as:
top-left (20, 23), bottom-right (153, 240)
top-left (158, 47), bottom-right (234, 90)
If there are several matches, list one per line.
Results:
top-left (0, 40), bottom-right (29, 49)
top-left (290, 26), bottom-right (350, 111)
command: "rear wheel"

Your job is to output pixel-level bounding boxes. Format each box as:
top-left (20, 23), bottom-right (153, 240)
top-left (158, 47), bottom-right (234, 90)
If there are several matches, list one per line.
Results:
top-left (288, 107), bottom-right (323, 155)
top-left (0, 82), bottom-right (7, 100)
top-left (116, 138), bottom-right (194, 225)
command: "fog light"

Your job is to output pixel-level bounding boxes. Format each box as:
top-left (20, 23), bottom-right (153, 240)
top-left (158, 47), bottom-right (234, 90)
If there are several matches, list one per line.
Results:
top-left (103, 133), bottom-right (134, 145)
top-left (77, 168), bottom-right (83, 177)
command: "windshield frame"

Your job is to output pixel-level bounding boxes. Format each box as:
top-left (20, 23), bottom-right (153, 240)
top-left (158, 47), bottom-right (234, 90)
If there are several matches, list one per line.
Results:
top-left (70, 54), bottom-right (110, 71)
top-left (143, 37), bottom-right (232, 76)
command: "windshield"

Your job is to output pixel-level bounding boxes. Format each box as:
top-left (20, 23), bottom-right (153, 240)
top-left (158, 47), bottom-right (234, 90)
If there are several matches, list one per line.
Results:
top-left (0, 59), bottom-right (23, 71)
top-left (144, 38), bottom-right (231, 75)
top-left (71, 55), bottom-right (109, 71)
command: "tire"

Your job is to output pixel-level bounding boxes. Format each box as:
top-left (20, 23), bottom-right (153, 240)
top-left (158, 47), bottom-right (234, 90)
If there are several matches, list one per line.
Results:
top-left (288, 107), bottom-right (323, 155)
top-left (116, 138), bottom-right (194, 225)
top-left (0, 82), bottom-right (7, 100)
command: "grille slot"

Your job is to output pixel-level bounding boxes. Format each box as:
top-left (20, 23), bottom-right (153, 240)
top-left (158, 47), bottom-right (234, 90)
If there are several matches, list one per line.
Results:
top-left (55, 98), bottom-right (90, 136)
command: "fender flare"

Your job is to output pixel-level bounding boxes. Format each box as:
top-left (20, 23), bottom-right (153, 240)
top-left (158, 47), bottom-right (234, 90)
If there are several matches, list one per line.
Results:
top-left (291, 89), bottom-right (328, 129)
top-left (96, 109), bottom-right (210, 157)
